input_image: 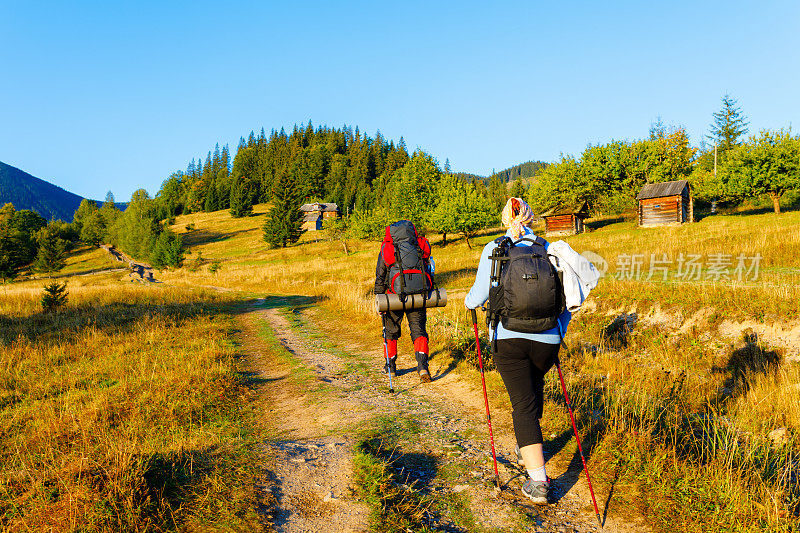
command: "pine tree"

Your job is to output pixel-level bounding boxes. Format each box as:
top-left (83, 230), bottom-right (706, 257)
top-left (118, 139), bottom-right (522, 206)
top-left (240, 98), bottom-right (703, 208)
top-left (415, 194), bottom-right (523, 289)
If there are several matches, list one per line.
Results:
top-left (212, 143), bottom-right (221, 176)
top-left (229, 178), bottom-right (254, 217)
top-left (707, 94), bottom-right (749, 153)
top-left (34, 224), bottom-right (67, 276)
top-left (204, 179), bottom-right (218, 212)
top-left (262, 173), bottom-right (304, 248)
top-left (41, 282), bottom-right (68, 312)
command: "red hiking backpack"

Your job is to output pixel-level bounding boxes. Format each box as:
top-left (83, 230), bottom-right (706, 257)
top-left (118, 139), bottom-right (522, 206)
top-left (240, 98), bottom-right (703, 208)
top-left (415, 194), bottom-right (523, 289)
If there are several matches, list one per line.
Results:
top-left (381, 220), bottom-right (432, 296)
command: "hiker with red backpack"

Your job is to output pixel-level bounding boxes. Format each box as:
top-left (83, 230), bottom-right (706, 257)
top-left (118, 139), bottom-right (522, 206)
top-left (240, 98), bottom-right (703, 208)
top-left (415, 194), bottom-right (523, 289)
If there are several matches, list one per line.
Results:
top-left (464, 197), bottom-right (600, 509)
top-left (375, 220), bottom-right (435, 383)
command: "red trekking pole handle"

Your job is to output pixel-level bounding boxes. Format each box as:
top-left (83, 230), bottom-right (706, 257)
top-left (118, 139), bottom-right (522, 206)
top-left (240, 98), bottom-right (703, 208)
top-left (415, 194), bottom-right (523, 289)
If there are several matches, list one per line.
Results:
top-left (470, 308), bottom-right (500, 489)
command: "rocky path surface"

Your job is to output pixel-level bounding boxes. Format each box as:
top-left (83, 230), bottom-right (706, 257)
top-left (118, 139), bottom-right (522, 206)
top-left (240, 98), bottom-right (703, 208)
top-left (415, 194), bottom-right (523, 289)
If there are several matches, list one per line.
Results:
top-left (238, 298), bottom-right (652, 533)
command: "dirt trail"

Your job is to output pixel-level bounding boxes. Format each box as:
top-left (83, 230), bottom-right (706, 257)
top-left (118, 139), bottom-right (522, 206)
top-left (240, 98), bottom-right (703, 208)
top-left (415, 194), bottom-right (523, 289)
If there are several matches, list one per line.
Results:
top-left (238, 299), bottom-right (652, 533)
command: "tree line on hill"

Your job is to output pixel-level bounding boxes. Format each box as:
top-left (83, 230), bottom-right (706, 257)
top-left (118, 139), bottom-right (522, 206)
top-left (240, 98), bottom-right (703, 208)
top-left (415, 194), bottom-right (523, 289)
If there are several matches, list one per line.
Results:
top-left (3, 95), bottom-right (796, 281)
top-left (153, 124), bottom-right (518, 249)
top-left (0, 203), bottom-right (75, 282)
top-left (72, 191), bottom-right (183, 268)
top-left (0, 187), bottom-right (185, 283)
top-left (527, 96), bottom-right (800, 215)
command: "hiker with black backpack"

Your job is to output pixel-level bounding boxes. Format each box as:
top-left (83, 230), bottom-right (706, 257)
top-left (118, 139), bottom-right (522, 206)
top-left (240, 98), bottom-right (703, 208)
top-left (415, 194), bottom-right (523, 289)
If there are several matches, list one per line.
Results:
top-left (464, 197), bottom-right (599, 506)
top-left (375, 220), bottom-right (435, 383)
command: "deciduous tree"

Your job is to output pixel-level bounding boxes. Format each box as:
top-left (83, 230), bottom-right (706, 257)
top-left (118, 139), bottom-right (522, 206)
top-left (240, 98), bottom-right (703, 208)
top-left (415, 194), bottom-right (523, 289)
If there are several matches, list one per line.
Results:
top-left (725, 130), bottom-right (800, 213)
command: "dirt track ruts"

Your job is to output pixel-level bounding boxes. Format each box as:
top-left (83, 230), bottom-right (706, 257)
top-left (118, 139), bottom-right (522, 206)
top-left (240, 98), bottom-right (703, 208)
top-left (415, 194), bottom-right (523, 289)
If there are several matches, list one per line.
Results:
top-left (238, 298), bottom-right (652, 533)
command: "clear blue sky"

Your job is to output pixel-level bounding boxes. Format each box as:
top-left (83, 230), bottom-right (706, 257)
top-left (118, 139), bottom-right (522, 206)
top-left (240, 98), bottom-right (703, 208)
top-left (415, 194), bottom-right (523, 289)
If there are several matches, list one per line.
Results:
top-left (1, 1), bottom-right (798, 202)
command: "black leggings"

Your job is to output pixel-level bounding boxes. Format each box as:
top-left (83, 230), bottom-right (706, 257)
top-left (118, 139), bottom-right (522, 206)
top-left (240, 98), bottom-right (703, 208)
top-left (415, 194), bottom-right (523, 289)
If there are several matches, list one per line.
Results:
top-left (493, 338), bottom-right (560, 447)
top-left (383, 308), bottom-right (427, 341)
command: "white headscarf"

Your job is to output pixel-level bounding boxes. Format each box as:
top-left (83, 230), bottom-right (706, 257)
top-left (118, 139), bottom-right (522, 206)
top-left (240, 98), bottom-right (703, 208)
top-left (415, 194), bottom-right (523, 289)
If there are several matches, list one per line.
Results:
top-left (501, 197), bottom-right (535, 239)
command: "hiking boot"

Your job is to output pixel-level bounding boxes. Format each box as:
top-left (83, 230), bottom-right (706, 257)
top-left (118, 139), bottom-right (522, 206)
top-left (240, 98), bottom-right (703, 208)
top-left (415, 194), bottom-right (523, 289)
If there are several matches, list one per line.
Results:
top-left (521, 477), bottom-right (550, 505)
top-left (415, 352), bottom-right (431, 383)
top-left (514, 444), bottom-right (525, 466)
top-left (384, 356), bottom-right (397, 377)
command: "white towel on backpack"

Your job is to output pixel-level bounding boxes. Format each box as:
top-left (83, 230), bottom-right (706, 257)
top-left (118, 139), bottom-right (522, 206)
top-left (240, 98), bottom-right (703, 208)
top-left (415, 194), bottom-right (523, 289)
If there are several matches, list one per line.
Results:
top-left (547, 240), bottom-right (601, 312)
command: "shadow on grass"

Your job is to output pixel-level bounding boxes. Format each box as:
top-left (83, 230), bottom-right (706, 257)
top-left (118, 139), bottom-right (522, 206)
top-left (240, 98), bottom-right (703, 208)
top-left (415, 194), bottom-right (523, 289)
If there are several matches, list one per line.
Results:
top-left (549, 421), bottom-right (604, 504)
top-left (584, 216), bottom-right (625, 231)
top-left (0, 294), bottom-right (323, 367)
top-left (253, 294), bottom-right (321, 311)
top-left (181, 228), bottom-right (257, 247)
top-left (0, 300), bottom-right (228, 348)
top-left (711, 330), bottom-right (781, 408)
top-left (430, 348), bottom-right (458, 381)
top-left (354, 422), bottom-right (445, 533)
top-left (435, 267), bottom-right (479, 287)
top-left (138, 447), bottom-right (221, 521)
top-left (717, 204), bottom-right (800, 217)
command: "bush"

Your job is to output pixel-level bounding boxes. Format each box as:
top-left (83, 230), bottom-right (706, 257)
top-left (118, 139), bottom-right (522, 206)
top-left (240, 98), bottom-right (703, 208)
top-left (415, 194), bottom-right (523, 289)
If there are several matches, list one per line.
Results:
top-left (208, 260), bottom-right (221, 274)
top-left (186, 251), bottom-right (204, 272)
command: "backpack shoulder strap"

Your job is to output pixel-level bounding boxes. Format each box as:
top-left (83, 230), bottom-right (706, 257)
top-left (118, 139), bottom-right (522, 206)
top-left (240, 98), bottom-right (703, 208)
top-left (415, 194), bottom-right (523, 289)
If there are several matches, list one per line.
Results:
top-left (512, 235), bottom-right (547, 247)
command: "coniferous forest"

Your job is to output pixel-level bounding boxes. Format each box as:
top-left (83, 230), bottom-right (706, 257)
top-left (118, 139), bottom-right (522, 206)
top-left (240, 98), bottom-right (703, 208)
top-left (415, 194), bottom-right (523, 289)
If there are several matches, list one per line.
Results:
top-left (156, 123), bottom-right (413, 220)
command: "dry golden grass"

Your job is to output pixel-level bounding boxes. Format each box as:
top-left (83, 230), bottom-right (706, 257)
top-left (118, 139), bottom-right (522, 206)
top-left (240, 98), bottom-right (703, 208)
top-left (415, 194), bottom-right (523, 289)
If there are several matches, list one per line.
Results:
top-left (157, 204), bottom-right (800, 531)
top-left (0, 283), bottom-right (261, 531)
top-left (5, 204), bottom-right (798, 531)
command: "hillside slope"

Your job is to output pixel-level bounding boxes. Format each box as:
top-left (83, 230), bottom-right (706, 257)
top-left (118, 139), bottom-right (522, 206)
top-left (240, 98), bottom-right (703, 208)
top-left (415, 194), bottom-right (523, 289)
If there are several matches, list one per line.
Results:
top-left (455, 159), bottom-right (548, 184)
top-left (0, 160), bottom-right (85, 220)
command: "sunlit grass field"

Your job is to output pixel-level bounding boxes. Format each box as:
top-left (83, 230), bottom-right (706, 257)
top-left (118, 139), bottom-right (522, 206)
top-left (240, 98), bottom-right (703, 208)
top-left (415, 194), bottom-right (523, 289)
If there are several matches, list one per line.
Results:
top-left (163, 204), bottom-right (799, 531)
top-left (0, 283), bottom-right (262, 530)
top-left (2, 204), bottom-right (799, 531)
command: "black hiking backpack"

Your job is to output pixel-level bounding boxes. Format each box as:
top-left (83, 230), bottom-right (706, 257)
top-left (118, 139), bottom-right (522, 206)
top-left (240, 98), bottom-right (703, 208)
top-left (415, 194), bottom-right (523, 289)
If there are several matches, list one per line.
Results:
top-left (381, 220), bottom-right (432, 296)
top-left (487, 235), bottom-right (565, 334)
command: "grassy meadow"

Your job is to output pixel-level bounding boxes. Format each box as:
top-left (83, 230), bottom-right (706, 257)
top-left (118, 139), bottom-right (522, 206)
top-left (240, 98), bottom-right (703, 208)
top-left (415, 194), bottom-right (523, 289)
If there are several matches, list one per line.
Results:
top-left (0, 282), bottom-right (265, 531)
top-left (2, 203), bottom-right (799, 531)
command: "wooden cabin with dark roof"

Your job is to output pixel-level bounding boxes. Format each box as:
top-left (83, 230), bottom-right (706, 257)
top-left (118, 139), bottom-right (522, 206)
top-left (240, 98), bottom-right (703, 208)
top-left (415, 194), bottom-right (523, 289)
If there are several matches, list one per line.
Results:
top-left (542, 202), bottom-right (589, 236)
top-left (300, 202), bottom-right (340, 231)
top-left (636, 180), bottom-right (692, 227)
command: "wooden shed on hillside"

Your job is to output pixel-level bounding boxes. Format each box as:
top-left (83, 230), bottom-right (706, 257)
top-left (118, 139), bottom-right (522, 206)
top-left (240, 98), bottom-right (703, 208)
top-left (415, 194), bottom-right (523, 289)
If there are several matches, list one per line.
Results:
top-left (542, 202), bottom-right (589, 236)
top-left (300, 202), bottom-right (340, 231)
top-left (636, 180), bottom-right (692, 227)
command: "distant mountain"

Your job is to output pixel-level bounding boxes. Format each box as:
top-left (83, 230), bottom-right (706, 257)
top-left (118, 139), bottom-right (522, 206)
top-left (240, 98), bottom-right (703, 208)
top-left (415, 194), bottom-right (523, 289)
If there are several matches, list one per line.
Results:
top-left (0, 161), bottom-right (89, 221)
top-left (490, 161), bottom-right (547, 183)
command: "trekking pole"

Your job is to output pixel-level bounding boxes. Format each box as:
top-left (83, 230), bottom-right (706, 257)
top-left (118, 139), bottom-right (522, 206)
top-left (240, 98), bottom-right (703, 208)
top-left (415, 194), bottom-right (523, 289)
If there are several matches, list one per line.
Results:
top-left (555, 355), bottom-right (601, 526)
top-left (381, 315), bottom-right (394, 393)
top-left (470, 308), bottom-right (500, 489)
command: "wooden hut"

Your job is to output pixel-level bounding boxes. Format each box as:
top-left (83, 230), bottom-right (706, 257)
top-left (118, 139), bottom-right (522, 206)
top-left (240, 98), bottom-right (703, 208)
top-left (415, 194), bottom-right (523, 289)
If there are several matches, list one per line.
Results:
top-left (300, 202), bottom-right (340, 231)
top-left (542, 202), bottom-right (589, 236)
top-left (636, 180), bottom-right (692, 227)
